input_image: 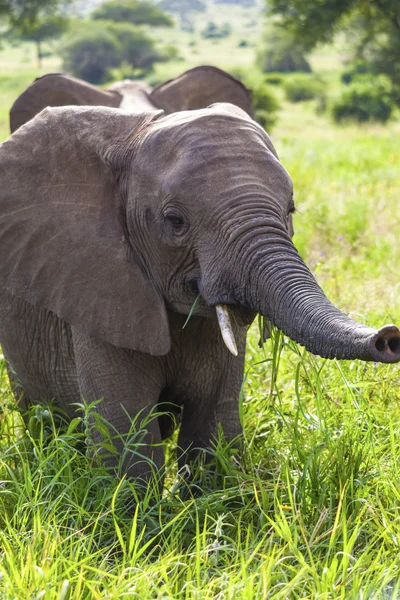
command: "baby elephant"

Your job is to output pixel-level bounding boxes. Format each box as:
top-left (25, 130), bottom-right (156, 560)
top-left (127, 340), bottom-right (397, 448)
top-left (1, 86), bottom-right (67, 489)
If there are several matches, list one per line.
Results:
top-left (0, 103), bottom-right (399, 480)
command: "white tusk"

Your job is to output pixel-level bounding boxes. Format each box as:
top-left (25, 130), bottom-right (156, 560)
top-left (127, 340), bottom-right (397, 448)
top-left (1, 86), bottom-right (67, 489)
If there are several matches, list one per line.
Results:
top-left (215, 304), bottom-right (238, 357)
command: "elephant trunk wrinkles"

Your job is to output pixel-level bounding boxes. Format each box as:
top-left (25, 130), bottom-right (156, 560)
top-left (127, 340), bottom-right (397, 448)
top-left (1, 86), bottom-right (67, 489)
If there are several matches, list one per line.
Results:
top-left (242, 237), bottom-right (400, 363)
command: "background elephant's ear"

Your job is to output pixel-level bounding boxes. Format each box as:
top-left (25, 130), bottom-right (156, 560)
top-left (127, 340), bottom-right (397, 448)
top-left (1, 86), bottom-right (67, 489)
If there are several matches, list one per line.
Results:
top-left (0, 106), bottom-right (170, 355)
top-left (10, 73), bottom-right (122, 133)
top-left (150, 65), bottom-right (254, 117)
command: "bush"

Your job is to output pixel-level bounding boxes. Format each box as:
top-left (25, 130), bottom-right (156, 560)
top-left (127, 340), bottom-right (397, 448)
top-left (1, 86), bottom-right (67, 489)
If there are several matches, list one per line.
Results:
top-left (92, 0), bottom-right (173, 27)
top-left (284, 74), bottom-right (324, 102)
top-left (61, 21), bottom-right (169, 83)
top-left (251, 84), bottom-right (280, 130)
top-left (263, 73), bottom-right (283, 85)
top-left (107, 22), bottom-right (166, 72)
top-left (62, 27), bottom-right (121, 83)
top-left (201, 21), bottom-right (231, 39)
top-left (341, 60), bottom-right (371, 85)
top-left (256, 28), bottom-right (311, 73)
top-left (332, 76), bottom-right (393, 124)
top-left (227, 69), bottom-right (280, 130)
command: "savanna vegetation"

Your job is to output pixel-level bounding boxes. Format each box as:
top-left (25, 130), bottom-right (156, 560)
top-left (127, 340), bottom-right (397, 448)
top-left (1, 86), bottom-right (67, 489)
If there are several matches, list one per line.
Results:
top-left (0, 0), bottom-right (399, 596)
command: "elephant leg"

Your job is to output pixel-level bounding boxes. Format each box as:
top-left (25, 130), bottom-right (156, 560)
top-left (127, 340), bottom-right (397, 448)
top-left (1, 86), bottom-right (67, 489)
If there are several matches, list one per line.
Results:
top-left (3, 355), bottom-right (30, 409)
top-left (176, 383), bottom-right (243, 495)
top-left (178, 393), bottom-right (243, 467)
top-left (71, 327), bottom-right (165, 482)
top-left (176, 327), bottom-right (246, 471)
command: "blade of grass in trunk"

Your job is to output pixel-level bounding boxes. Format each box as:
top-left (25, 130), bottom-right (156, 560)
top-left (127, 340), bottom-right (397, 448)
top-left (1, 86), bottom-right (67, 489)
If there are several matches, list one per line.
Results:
top-left (182, 294), bottom-right (201, 329)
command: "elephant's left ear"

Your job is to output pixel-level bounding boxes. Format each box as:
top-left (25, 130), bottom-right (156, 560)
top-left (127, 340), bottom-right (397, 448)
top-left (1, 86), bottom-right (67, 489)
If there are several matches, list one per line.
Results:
top-left (0, 106), bottom-right (171, 355)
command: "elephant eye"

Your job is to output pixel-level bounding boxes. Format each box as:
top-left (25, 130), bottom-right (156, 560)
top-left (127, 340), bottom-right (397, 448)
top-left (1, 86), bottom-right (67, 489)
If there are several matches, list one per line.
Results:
top-left (166, 215), bottom-right (184, 227)
top-left (288, 205), bottom-right (296, 216)
top-left (164, 211), bottom-right (186, 230)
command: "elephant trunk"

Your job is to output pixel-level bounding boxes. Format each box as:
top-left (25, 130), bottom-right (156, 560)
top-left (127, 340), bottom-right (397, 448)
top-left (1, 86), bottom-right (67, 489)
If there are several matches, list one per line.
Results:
top-left (216, 235), bottom-right (400, 363)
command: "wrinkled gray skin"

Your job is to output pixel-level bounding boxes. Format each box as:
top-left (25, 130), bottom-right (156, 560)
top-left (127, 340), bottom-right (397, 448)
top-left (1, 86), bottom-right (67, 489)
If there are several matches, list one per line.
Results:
top-left (0, 103), bottom-right (399, 482)
top-left (9, 66), bottom-right (253, 133)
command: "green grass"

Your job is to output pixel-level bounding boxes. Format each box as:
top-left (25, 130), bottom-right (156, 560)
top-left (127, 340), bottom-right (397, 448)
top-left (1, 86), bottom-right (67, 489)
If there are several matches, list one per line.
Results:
top-left (1, 14), bottom-right (400, 598)
top-left (1, 327), bottom-right (400, 598)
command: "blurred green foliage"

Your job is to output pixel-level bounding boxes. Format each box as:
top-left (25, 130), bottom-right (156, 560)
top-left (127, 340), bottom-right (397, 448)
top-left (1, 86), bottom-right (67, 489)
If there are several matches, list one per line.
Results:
top-left (251, 83), bottom-right (280, 130)
top-left (256, 27), bottom-right (311, 73)
top-left (61, 24), bottom-right (121, 83)
top-left (332, 75), bottom-right (393, 123)
top-left (201, 21), bottom-right (231, 39)
top-left (0, 0), bottom-right (70, 27)
top-left (6, 14), bottom-right (69, 68)
top-left (61, 20), bottom-right (168, 83)
top-left (284, 74), bottom-right (325, 103)
top-left (159, 0), bottom-right (206, 29)
top-left (263, 73), bottom-right (283, 85)
top-left (341, 59), bottom-right (370, 85)
top-left (92, 0), bottom-right (173, 28)
top-left (266, 0), bottom-right (400, 105)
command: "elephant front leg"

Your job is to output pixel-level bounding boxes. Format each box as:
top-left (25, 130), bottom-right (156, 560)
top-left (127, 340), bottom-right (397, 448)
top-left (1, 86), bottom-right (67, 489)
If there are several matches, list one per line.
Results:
top-left (175, 328), bottom-right (247, 477)
top-left (71, 327), bottom-right (165, 483)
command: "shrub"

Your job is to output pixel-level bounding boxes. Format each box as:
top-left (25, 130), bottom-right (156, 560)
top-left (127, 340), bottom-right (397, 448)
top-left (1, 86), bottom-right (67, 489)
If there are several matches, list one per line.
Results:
top-left (92, 0), bottom-right (173, 27)
top-left (256, 28), bottom-right (311, 73)
top-left (341, 60), bottom-right (370, 85)
top-left (228, 69), bottom-right (280, 130)
top-left (332, 76), bottom-right (393, 124)
top-left (251, 83), bottom-right (280, 130)
top-left (62, 27), bottom-right (121, 83)
top-left (284, 74), bottom-right (324, 102)
top-left (201, 21), bottom-right (231, 39)
top-left (61, 21), bottom-right (168, 84)
top-left (263, 73), bottom-right (282, 85)
top-left (107, 22), bottom-right (166, 72)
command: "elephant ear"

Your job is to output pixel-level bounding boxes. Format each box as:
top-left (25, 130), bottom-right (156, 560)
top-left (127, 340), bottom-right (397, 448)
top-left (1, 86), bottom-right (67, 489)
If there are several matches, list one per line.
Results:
top-left (150, 65), bottom-right (253, 117)
top-left (0, 106), bottom-right (171, 355)
top-left (10, 73), bottom-right (122, 133)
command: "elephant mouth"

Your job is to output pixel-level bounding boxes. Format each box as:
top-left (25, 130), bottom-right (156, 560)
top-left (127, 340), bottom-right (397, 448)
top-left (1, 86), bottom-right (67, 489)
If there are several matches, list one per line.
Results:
top-left (168, 293), bottom-right (256, 329)
top-left (220, 303), bottom-right (257, 327)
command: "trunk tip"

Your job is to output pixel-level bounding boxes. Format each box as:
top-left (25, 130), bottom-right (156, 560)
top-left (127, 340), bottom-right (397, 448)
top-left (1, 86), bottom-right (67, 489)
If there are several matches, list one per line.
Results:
top-left (370, 325), bottom-right (400, 363)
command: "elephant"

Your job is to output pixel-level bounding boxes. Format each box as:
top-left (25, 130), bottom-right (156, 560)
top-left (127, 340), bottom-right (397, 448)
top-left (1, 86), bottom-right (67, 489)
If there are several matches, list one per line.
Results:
top-left (0, 102), bottom-right (399, 483)
top-left (9, 65), bottom-right (253, 133)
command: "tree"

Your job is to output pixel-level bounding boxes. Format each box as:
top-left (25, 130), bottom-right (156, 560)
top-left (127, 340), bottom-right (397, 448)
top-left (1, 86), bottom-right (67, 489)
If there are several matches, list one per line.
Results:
top-left (0, 0), bottom-right (70, 27)
top-left (158, 0), bottom-right (206, 29)
top-left (267, 0), bottom-right (400, 102)
top-left (61, 25), bottom-right (121, 83)
top-left (256, 27), bottom-right (311, 73)
top-left (11, 15), bottom-right (69, 68)
top-left (92, 0), bottom-right (173, 28)
top-left (201, 21), bottom-right (232, 39)
top-left (107, 21), bottom-right (167, 72)
top-left (1, 0), bottom-right (70, 69)
top-left (61, 20), bottom-right (168, 83)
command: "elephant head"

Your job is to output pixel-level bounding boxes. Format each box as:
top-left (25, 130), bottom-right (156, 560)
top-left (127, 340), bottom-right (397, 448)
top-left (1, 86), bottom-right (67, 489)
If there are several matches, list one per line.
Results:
top-left (9, 66), bottom-right (253, 133)
top-left (1, 103), bottom-right (399, 363)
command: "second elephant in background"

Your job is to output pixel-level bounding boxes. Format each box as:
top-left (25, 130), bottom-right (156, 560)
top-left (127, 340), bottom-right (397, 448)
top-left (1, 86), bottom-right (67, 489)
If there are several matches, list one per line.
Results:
top-left (9, 65), bottom-right (253, 133)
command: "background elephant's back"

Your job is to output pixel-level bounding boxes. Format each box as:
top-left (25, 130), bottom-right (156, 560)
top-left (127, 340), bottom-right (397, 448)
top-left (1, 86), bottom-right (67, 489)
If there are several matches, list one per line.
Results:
top-left (150, 66), bottom-right (253, 117)
top-left (107, 80), bottom-right (155, 113)
top-left (9, 73), bottom-right (122, 133)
